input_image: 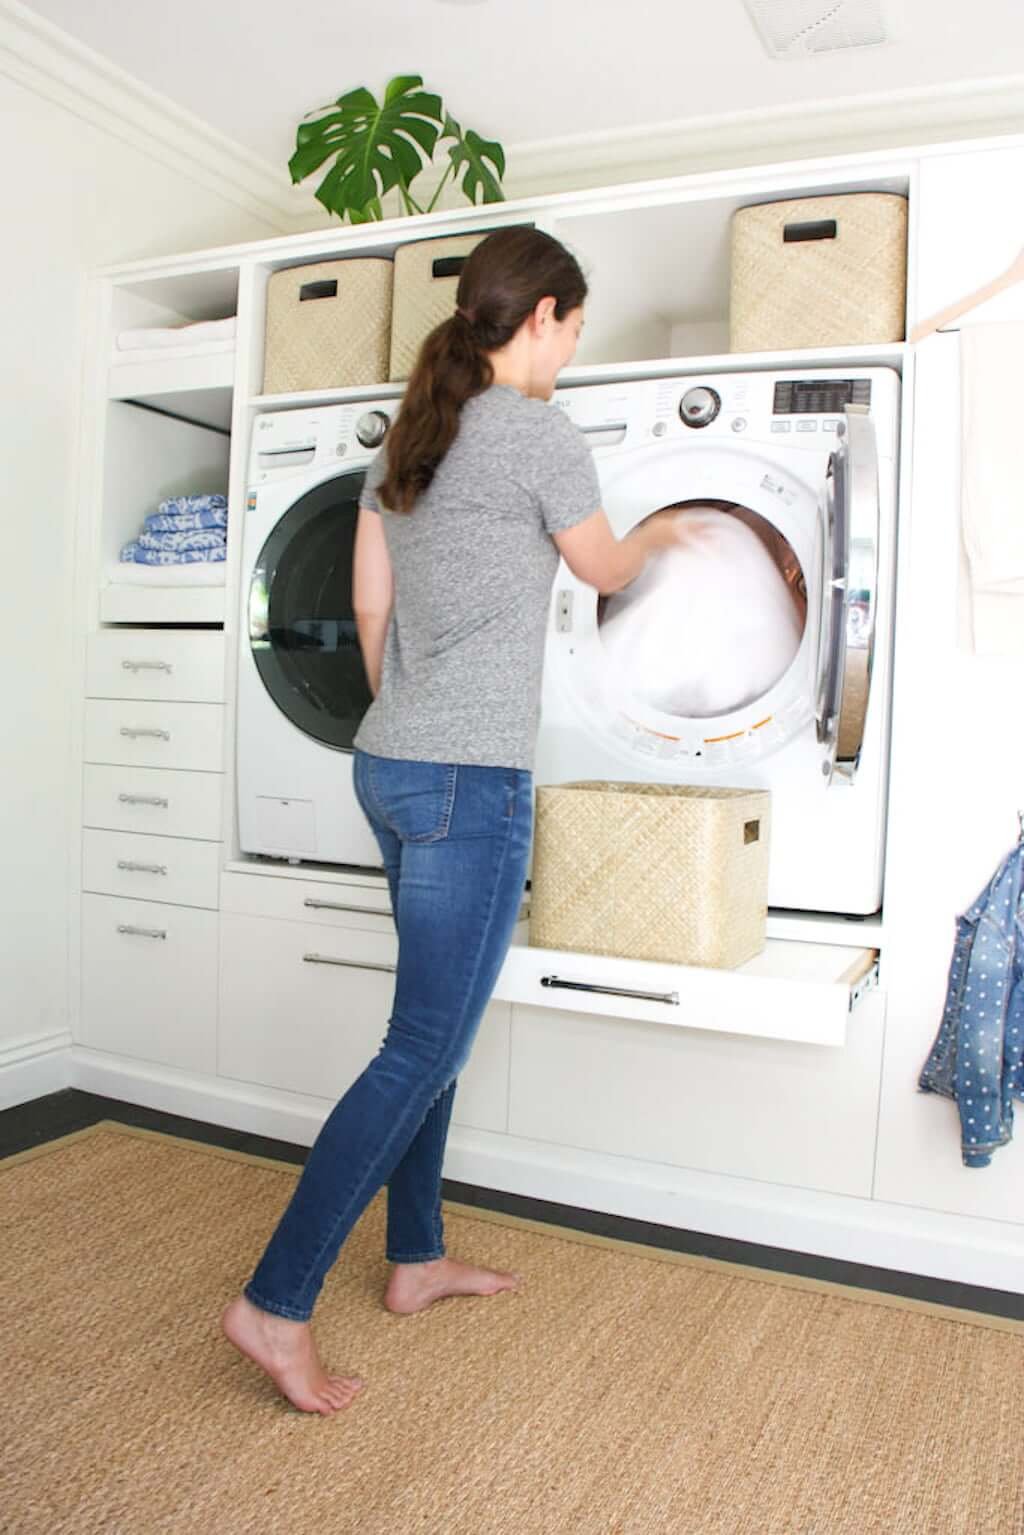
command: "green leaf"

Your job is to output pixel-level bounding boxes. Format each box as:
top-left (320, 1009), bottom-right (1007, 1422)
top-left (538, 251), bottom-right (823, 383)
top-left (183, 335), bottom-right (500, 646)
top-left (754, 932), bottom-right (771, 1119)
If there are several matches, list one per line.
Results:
top-left (446, 124), bottom-right (506, 205)
top-left (288, 75), bottom-right (444, 221)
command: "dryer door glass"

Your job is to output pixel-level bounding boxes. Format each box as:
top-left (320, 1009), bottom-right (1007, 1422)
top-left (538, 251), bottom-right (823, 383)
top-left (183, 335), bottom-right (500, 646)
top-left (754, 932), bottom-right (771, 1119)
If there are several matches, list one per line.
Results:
top-left (815, 404), bottom-right (880, 783)
top-left (248, 471), bottom-right (370, 750)
top-left (597, 500), bottom-right (808, 721)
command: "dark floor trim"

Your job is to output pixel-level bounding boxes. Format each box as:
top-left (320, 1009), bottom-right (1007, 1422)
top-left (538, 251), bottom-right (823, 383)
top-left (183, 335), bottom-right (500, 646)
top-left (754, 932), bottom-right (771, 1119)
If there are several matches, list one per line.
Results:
top-left (4, 1089), bottom-right (1022, 1321)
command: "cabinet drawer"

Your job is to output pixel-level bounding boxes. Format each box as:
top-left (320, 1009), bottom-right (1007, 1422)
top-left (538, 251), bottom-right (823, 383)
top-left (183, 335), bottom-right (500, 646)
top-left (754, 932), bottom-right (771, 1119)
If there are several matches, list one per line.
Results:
top-left (79, 894), bottom-right (217, 1073)
top-left (83, 764), bottom-right (223, 841)
top-left (86, 628), bottom-right (225, 702)
top-left (508, 992), bottom-right (886, 1198)
top-left (220, 869), bottom-right (392, 929)
top-left (82, 828), bottom-right (221, 908)
top-left (495, 939), bottom-right (879, 1047)
top-left (83, 699), bottom-right (224, 771)
top-left (218, 912), bottom-right (509, 1131)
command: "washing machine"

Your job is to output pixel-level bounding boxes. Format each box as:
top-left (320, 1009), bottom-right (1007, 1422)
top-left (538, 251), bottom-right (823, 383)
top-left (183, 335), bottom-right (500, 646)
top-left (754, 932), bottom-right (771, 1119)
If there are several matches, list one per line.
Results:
top-left (236, 401), bottom-right (397, 867)
top-left (535, 368), bottom-right (901, 916)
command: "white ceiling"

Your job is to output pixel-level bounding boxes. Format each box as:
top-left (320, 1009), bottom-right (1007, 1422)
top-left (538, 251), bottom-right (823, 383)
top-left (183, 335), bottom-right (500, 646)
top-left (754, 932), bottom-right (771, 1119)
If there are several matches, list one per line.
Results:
top-left (18, 0), bottom-right (1024, 171)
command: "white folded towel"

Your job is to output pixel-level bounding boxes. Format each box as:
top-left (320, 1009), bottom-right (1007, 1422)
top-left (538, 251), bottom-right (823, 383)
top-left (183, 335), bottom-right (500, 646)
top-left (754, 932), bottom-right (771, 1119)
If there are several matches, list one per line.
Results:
top-left (115, 316), bottom-right (237, 352)
top-left (960, 322), bottom-right (1024, 654)
top-left (106, 561), bottom-right (226, 588)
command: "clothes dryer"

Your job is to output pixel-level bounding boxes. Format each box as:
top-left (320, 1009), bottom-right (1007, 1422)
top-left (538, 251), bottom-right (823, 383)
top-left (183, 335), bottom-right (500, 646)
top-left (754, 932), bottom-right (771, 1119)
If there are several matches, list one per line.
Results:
top-left (236, 402), bottom-right (396, 867)
top-left (535, 368), bottom-right (901, 915)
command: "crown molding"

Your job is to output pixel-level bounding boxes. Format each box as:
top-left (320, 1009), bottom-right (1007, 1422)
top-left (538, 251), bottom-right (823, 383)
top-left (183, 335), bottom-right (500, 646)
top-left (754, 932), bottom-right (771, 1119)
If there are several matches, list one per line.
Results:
top-left (497, 75), bottom-right (1024, 200)
top-left (0, 0), bottom-right (292, 233)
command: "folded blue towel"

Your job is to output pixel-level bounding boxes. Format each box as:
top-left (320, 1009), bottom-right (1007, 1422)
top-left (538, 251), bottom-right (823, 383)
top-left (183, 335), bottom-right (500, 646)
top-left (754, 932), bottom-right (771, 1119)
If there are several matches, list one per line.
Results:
top-left (157, 494), bottom-right (227, 518)
top-left (144, 506), bottom-right (228, 533)
top-left (119, 542), bottom-right (227, 565)
top-left (137, 528), bottom-right (227, 554)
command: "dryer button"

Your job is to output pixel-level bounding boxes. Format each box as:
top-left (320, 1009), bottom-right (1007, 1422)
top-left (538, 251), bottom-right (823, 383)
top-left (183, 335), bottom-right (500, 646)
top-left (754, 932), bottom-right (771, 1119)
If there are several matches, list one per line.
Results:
top-left (796, 420), bottom-right (819, 433)
top-left (652, 420), bottom-right (668, 438)
top-left (731, 417), bottom-right (747, 433)
top-left (335, 442), bottom-right (348, 457)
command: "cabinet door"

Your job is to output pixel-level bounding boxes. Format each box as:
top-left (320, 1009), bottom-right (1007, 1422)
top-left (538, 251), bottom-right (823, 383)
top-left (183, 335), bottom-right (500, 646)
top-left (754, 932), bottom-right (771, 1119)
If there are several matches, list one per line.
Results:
top-left (508, 992), bottom-right (886, 1198)
top-left (915, 145), bottom-right (1024, 329)
top-left (80, 895), bottom-right (217, 1073)
top-left (218, 913), bottom-right (509, 1132)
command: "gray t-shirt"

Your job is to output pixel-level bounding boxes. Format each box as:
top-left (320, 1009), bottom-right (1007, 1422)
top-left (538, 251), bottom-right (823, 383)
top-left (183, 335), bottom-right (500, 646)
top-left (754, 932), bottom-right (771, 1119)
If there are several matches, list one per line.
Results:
top-left (353, 383), bottom-right (600, 770)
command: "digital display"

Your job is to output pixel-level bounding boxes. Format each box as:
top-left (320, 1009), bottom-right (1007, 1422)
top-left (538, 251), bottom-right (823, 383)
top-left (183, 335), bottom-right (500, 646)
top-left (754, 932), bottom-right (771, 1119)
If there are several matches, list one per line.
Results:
top-left (773, 379), bottom-right (871, 415)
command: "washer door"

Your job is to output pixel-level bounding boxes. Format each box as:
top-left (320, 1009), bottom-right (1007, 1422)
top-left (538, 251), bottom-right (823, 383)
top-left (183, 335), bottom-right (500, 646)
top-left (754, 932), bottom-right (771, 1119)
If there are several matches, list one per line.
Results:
top-left (816, 404), bottom-right (880, 784)
top-left (247, 470), bottom-right (370, 749)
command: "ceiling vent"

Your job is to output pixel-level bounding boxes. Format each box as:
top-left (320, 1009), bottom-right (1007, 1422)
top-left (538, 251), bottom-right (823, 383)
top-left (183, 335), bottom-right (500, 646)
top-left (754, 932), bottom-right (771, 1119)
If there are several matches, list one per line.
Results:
top-left (742, 0), bottom-right (888, 59)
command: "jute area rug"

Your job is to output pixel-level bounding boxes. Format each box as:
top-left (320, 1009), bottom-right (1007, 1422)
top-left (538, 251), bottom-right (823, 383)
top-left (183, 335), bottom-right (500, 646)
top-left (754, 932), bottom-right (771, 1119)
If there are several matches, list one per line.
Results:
top-left (4, 1123), bottom-right (1024, 1535)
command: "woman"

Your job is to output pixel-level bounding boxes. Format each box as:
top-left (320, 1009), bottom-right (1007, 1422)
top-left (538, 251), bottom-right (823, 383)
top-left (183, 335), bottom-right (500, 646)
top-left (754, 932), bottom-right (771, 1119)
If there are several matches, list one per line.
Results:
top-left (222, 226), bottom-right (687, 1414)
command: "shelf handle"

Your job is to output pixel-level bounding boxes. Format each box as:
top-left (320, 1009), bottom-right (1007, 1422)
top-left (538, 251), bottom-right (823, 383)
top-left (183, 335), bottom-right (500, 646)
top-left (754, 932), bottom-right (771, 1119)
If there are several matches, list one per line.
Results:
top-left (303, 897), bottom-right (389, 917)
top-left (303, 952), bottom-right (396, 974)
top-left (119, 727), bottom-right (170, 741)
top-left (118, 793), bottom-right (169, 808)
top-left (116, 923), bottom-right (167, 940)
top-left (540, 974), bottom-right (680, 1006)
top-left (117, 860), bottom-right (168, 876)
top-left (121, 660), bottom-right (173, 674)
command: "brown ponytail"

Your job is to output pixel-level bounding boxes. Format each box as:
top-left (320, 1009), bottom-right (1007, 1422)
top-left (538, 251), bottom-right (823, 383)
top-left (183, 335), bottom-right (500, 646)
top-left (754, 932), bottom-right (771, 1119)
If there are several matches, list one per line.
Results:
top-left (378, 226), bottom-right (588, 514)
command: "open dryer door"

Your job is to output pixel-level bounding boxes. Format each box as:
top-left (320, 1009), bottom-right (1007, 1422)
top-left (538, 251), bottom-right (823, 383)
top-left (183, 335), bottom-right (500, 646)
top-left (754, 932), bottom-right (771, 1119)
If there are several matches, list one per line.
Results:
top-left (815, 403), bottom-right (881, 785)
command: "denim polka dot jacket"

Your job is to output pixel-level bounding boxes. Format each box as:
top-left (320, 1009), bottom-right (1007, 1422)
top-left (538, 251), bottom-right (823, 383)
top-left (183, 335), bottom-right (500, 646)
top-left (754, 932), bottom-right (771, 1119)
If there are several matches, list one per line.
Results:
top-left (919, 840), bottom-right (1024, 1168)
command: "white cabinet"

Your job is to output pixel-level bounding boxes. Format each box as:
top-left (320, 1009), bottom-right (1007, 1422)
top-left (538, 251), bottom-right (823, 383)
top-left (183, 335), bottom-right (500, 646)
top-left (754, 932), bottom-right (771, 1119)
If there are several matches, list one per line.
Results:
top-left (86, 628), bottom-right (225, 703)
top-left (82, 763), bottom-right (223, 841)
top-left (83, 698), bottom-right (224, 772)
top-left (217, 886), bottom-right (511, 1134)
top-left (508, 993), bottom-right (886, 1197)
top-left (80, 894), bottom-right (217, 1073)
top-left (82, 828), bottom-right (220, 908)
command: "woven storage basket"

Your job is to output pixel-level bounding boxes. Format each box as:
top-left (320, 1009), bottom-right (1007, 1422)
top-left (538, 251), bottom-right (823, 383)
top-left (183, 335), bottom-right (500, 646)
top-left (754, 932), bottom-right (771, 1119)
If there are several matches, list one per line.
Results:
top-left (263, 258), bottom-right (393, 394)
top-left (388, 233), bottom-right (488, 381)
top-left (529, 782), bottom-right (770, 970)
top-left (729, 192), bottom-right (908, 352)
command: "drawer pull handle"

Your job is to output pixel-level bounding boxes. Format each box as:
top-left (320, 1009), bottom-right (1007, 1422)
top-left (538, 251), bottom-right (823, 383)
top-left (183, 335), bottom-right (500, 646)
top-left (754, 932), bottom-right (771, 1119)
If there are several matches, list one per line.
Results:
top-left (303, 898), bottom-right (389, 916)
top-left (540, 974), bottom-right (680, 1006)
top-left (303, 952), bottom-right (396, 974)
top-left (122, 660), bottom-right (173, 673)
top-left (118, 793), bottom-right (169, 808)
top-left (117, 859), bottom-right (168, 876)
top-left (116, 923), bottom-right (167, 940)
top-left (120, 727), bottom-right (171, 741)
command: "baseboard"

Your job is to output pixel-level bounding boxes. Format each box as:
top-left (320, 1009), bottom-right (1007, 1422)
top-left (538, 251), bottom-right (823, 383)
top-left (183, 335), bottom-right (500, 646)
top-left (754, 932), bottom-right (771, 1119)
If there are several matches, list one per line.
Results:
top-left (0, 1031), bottom-right (72, 1108)
top-left (53, 1048), bottom-right (1024, 1295)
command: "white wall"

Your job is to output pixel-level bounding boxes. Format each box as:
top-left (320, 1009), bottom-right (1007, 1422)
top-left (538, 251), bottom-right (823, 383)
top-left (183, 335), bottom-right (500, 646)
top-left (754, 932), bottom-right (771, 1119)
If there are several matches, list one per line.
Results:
top-left (0, 63), bottom-right (285, 1058)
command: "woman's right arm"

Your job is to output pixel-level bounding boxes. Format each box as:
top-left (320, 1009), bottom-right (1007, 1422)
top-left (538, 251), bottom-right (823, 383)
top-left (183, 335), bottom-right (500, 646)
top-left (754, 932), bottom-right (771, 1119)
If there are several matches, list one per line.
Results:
top-left (552, 507), bottom-right (686, 595)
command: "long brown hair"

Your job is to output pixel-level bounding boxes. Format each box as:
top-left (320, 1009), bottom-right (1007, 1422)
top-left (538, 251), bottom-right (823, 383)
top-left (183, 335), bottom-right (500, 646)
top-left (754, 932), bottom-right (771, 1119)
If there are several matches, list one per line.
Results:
top-left (378, 226), bottom-right (587, 513)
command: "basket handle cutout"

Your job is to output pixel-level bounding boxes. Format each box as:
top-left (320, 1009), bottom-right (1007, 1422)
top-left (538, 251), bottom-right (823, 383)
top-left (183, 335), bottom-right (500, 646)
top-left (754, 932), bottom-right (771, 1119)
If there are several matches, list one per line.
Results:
top-left (783, 220), bottom-right (837, 243)
top-left (299, 279), bottom-right (339, 301)
top-left (432, 256), bottom-right (467, 279)
top-left (744, 820), bottom-right (761, 845)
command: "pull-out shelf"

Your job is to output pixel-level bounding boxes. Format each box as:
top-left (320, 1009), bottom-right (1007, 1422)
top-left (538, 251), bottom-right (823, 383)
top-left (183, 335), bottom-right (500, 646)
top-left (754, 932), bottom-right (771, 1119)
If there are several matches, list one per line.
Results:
top-left (493, 940), bottom-right (879, 1047)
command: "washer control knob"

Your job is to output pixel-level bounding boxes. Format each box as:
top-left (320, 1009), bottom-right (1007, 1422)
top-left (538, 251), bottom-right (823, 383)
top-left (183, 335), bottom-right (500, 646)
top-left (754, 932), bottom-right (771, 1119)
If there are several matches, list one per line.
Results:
top-left (679, 386), bottom-right (721, 429)
top-left (355, 410), bottom-right (390, 449)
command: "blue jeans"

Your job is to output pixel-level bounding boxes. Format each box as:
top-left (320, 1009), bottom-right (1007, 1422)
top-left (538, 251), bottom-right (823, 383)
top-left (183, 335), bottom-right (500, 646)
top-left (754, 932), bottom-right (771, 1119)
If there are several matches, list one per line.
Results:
top-left (244, 750), bottom-right (533, 1321)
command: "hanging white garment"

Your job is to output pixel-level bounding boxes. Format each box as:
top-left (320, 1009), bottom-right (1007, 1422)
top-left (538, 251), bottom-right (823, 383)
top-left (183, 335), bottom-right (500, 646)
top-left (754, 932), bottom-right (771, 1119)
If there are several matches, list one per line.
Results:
top-left (960, 323), bottom-right (1024, 655)
top-left (599, 506), bottom-right (804, 719)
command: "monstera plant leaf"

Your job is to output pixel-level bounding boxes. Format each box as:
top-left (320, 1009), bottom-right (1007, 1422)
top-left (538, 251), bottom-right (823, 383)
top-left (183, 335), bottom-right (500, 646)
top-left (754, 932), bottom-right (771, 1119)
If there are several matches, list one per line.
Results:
top-left (289, 76), bottom-right (505, 223)
top-left (443, 114), bottom-right (506, 206)
top-left (289, 76), bottom-right (441, 221)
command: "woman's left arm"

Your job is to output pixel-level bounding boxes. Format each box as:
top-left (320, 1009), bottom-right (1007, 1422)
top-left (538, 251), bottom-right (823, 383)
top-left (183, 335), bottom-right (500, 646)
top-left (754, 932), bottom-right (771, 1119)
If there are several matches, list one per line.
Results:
top-left (353, 505), bottom-right (394, 696)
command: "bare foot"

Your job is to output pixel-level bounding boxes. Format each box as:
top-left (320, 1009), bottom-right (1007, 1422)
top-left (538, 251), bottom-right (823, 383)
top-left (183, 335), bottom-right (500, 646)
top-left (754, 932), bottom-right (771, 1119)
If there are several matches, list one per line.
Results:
top-left (384, 1256), bottom-right (521, 1316)
top-left (221, 1294), bottom-right (365, 1415)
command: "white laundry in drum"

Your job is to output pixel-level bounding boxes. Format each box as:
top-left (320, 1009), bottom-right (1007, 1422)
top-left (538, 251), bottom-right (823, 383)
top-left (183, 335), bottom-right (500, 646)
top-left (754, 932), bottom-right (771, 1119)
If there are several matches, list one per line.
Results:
top-left (599, 505), bottom-right (805, 719)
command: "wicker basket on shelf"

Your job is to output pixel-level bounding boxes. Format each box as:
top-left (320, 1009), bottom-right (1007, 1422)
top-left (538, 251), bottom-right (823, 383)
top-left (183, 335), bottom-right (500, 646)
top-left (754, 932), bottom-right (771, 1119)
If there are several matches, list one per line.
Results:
top-left (529, 781), bottom-right (771, 971)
